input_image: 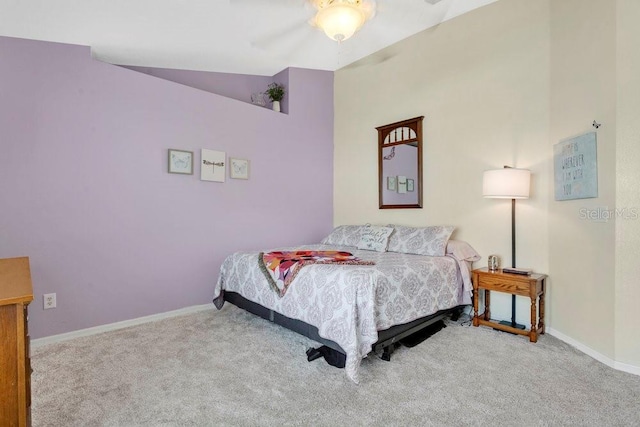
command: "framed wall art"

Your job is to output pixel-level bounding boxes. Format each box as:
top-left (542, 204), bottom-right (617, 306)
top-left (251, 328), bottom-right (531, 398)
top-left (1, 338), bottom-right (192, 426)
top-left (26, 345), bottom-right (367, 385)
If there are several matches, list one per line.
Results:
top-left (168, 149), bottom-right (193, 175)
top-left (397, 176), bottom-right (407, 194)
top-left (201, 149), bottom-right (226, 182)
top-left (554, 132), bottom-right (598, 201)
top-left (387, 176), bottom-right (396, 191)
top-left (230, 158), bottom-right (250, 180)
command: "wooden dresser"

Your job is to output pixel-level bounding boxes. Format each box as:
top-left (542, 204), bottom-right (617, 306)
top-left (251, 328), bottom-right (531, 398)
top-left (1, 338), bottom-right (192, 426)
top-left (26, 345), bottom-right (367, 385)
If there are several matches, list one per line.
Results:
top-left (0, 257), bottom-right (34, 427)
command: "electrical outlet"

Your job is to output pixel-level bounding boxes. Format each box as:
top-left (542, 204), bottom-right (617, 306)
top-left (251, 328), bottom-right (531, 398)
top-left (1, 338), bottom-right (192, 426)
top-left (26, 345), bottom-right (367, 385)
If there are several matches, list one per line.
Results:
top-left (43, 293), bottom-right (56, 309)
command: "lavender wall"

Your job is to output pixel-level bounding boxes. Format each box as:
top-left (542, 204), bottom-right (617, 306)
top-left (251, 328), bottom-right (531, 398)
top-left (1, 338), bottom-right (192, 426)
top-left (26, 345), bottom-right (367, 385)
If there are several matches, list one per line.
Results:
top-left (0, 36), bottom-right (334, 338)
top-left (124, 66), bottom-right (276, 110)
top-left (124, 66), bottom-right (291, 113)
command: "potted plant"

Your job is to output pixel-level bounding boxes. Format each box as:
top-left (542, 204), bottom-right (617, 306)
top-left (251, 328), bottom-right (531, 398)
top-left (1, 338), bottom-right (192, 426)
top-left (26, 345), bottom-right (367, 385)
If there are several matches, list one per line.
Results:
top-left (265, 82), bottom-right (285, 112)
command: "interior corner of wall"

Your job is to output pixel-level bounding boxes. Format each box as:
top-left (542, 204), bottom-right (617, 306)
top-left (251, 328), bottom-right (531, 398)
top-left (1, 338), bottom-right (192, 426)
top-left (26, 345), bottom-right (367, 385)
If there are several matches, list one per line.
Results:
top-left (272, 67), bottom-right (290, 85)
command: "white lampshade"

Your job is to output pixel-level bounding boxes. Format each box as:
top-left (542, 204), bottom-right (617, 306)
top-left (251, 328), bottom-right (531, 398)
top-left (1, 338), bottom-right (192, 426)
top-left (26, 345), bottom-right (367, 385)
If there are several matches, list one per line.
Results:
top-left (315, 3), bottom-right (366, 42)
top-left (483, 168), bottom-right (531, 199)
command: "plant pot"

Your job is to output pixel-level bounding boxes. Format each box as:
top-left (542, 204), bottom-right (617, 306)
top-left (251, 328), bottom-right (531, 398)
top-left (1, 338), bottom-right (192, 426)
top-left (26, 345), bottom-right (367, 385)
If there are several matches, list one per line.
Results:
top-left (272, 100), bottom-right (281, 112)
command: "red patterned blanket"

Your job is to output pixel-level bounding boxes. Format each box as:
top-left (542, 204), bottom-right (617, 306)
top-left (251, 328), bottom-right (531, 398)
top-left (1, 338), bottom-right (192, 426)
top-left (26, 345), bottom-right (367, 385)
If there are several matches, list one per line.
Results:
top-left (259, 250), bottom-right (375, 297)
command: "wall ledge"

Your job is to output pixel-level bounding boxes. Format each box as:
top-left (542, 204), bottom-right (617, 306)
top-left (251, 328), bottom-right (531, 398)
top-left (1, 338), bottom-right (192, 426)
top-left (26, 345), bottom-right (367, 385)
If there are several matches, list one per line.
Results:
top-left (548, 328), bottom-right (640, 376)
top-left (31, 304), bottom-right (212, 348)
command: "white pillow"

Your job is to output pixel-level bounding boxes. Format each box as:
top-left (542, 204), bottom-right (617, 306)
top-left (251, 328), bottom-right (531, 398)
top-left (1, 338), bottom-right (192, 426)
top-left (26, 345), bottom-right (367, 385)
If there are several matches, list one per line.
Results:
top-left (321, 225), bottom-right (368, 247)
top-left (357, 225), bottom-right (394, 252)
top-left (386, 225), bottom-right (455, 256)
top-left (446, 239), bottom-right (481, 262)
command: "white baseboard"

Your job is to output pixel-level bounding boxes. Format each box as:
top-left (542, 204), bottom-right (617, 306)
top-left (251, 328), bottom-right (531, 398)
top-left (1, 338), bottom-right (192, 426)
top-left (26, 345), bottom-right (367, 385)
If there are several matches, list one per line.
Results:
top-left (548, 328), bottom-right (640, 377)
top-left (614, 360), bottom-right (640, 376)
top-left (31, 304), bottom-right (212, 349)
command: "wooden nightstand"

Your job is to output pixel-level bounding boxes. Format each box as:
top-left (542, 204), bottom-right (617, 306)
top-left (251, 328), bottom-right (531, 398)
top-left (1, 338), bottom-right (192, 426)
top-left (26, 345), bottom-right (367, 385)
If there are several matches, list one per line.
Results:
top-left (472, 267), bottom-right (547, 343)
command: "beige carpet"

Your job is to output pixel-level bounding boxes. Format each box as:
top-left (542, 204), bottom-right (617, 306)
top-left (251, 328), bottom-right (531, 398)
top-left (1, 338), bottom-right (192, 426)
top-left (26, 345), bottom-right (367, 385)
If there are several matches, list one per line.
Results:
top-left (32, 305), bottom-right (640, 426)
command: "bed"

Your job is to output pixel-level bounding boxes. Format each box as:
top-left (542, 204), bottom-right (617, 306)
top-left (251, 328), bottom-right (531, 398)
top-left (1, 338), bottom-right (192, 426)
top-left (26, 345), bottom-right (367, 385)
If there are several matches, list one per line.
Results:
top-left (213, 225), bottom-right (480, 383)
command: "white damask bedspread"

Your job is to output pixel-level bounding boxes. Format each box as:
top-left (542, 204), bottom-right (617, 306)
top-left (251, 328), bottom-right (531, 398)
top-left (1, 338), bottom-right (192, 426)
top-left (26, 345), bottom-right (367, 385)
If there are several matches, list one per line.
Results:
top-left (213, 244), bottom-right (468, 383)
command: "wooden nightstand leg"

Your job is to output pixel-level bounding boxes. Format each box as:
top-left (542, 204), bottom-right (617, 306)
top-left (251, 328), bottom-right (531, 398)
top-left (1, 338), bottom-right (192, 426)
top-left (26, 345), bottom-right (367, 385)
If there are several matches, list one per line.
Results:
top-left (529, 298), bottom-right (538, 343)
top-left (484, 290), bottom-right (491, 321)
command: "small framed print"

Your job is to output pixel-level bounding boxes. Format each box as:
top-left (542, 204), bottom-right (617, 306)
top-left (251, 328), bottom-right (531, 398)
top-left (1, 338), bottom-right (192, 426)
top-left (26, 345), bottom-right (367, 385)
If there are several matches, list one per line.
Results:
top-left (407, 179), bottom-right (415, 192)
top-left (230, 158), bottom-right (250, 180)
top-left (201, 149), bottom-right (226, 182)
top-left (397, 176), bottom-right (407, 194)
top-left (168, 149), bottom-right (193, 174)
top-left (387, 176), bottom-right (397, 191)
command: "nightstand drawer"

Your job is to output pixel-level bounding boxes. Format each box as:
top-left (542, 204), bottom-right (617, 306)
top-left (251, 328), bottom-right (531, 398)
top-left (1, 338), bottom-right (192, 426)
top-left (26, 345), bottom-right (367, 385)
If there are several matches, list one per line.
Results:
top-left (478, 276), bottom-right (531, 295)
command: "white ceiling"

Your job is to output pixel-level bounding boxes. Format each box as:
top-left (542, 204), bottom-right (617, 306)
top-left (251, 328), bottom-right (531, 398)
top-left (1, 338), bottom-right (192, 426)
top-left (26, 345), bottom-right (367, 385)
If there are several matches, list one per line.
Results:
top-left (0, 0), bottom-right (498, 76)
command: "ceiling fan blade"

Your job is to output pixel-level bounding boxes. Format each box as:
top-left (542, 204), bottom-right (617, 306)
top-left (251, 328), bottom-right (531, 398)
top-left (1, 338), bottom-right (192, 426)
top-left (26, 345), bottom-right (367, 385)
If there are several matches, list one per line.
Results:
top-left (251, 20), bottom-right (313, 52)
top-left (428, 0), bottom-right (453, 25)
top-left (376, 0), bottom-right (452, 28)
top-left (336, 24), bottom-right (400, 69)
top-left (229, 0), bottom-right (306, 6)
top-left (362, 0), bottom-right (377, 19)
top-left (278, 26), bottom-right (321, 61)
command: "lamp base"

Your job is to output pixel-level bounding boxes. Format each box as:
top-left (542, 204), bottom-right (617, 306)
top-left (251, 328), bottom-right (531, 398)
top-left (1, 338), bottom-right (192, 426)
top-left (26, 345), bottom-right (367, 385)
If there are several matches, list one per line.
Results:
top-left (496, 320), bottom-right (526, 332)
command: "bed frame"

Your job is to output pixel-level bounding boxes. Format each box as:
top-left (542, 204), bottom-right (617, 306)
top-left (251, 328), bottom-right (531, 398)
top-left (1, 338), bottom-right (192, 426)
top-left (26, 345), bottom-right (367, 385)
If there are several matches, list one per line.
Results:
top-left (224, 290), bottom-right (463, 368)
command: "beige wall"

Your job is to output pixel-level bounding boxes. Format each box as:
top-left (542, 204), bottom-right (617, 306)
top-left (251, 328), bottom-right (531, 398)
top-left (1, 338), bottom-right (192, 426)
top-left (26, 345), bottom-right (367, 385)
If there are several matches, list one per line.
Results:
top-left (549, 0), bottom-right (617, 359)
top-left (335, 0), bottom-right (640, 370)
top-left (335, 0), bottom-right (550, 325)
top-left (615, 0), bottom-right (640, 368)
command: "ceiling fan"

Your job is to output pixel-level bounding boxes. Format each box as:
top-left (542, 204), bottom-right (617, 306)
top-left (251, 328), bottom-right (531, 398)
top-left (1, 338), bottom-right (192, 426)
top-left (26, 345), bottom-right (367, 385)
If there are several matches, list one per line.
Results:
top-left (310, 0), bottom-right (377, 42)
top-left (230, 0), bottom-right (449, 70)
top-left (232, 0), bottom-right (447, 44)
top-left (314, 0), bottom-right (448, 43)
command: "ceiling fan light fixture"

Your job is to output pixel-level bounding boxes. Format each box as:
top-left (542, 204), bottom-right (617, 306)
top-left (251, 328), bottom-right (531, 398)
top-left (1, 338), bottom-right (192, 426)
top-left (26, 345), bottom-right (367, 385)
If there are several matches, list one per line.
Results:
top-left (315, 2), bottom-right (366, 42)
